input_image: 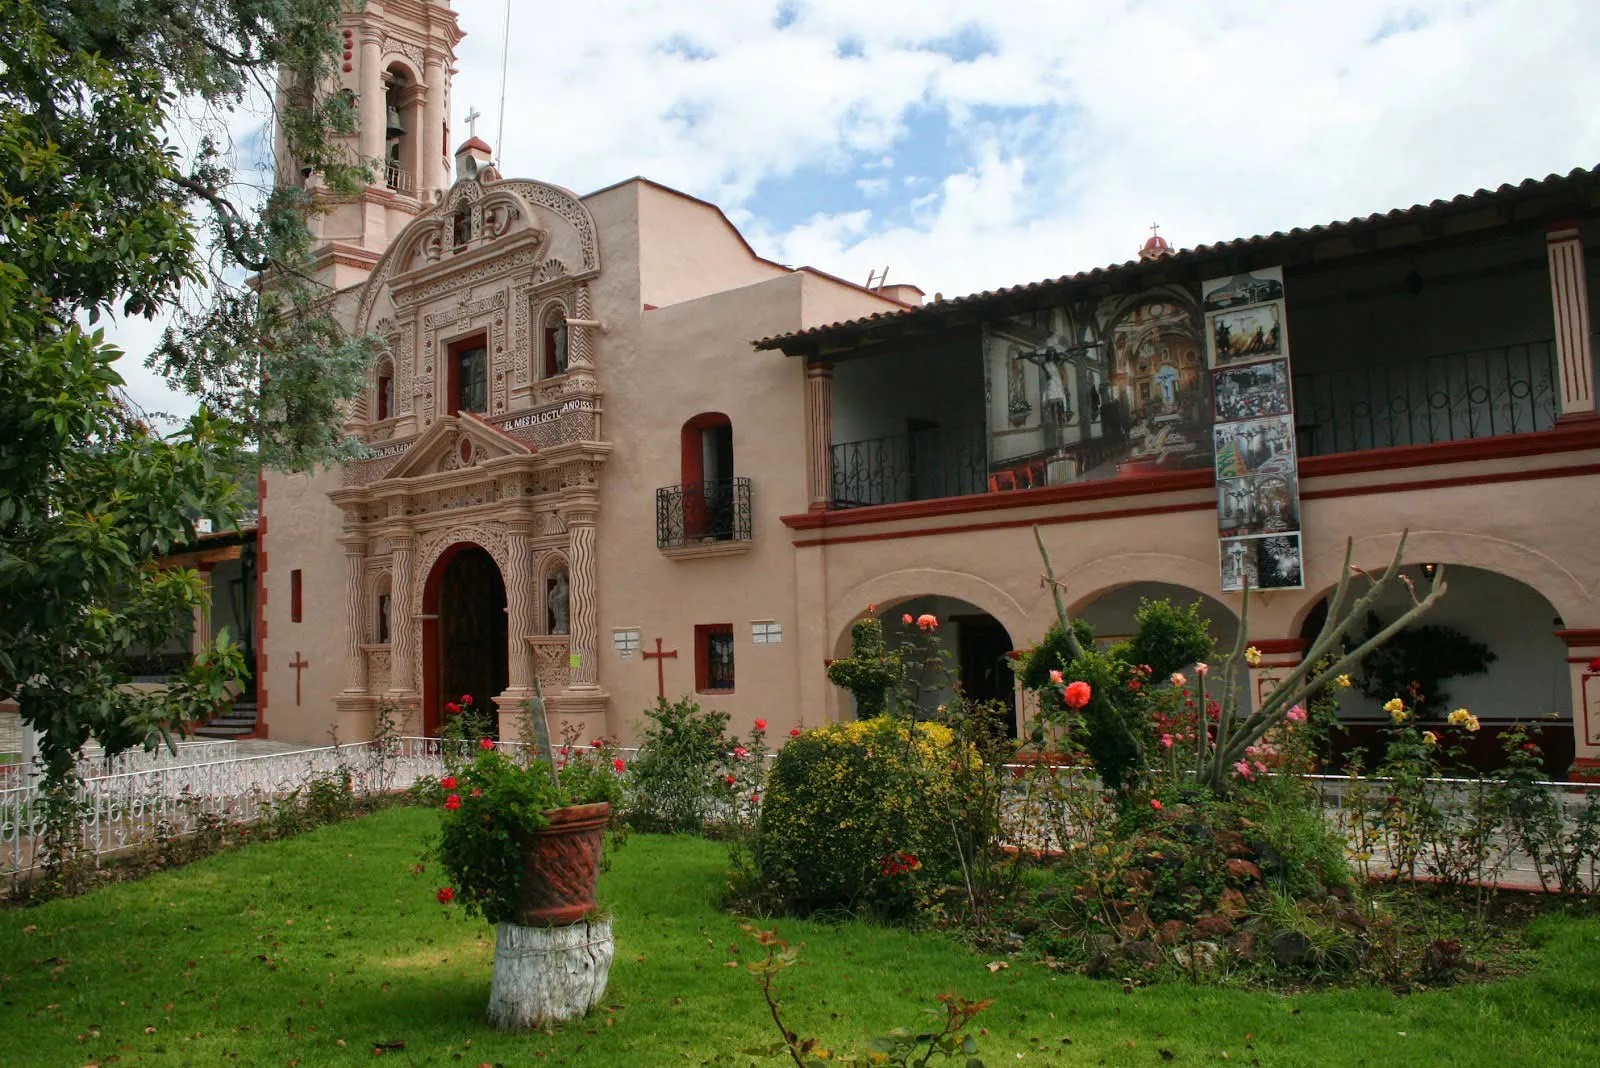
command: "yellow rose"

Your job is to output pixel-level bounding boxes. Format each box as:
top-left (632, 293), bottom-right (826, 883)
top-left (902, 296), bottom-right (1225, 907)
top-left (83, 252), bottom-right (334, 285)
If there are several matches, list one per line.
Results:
top-left (1336, 674), bottom-right (1352, 688)
top-left (1448, 708), bottom-right (1471, 726)
top-left (1383, 698), bottom-right (1404, 714)
top-left (1244, 646), bottom-right (1262, 667)
top-left (1422, 731), bottom-right (1438, 746)
top-left (1465, 714), bottom-right (1481, 733)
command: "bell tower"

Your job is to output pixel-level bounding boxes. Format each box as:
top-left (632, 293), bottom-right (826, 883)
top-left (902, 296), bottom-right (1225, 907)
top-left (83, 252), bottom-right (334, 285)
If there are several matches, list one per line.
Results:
top-left (277, 0), bottom-right (464, 289)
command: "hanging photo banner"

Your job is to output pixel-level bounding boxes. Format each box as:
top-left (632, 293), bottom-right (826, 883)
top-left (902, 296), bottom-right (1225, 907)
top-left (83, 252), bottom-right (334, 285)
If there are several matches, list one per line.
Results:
top-left (1202, 266), bottom-right (1305, 592)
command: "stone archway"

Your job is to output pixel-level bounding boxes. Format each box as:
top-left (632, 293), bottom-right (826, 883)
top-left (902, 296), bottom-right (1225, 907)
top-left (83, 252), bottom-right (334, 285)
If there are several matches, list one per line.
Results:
top-left (421, 542), bottom-right (508, 735)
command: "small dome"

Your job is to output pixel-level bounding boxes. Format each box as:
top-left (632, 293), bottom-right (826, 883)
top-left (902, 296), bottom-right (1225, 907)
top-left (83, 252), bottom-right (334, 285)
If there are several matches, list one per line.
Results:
top-left (455, 136), bottom-right (493, 155)
top-left (1139, 228), bottom-right (1174, 261)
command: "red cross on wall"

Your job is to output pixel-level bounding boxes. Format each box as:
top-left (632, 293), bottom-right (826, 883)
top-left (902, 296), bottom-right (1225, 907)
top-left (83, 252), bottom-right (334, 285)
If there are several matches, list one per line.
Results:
top-left (289, 651), bottom-right (309, 707)
top-left (641, 638), bottom-right (677, 700)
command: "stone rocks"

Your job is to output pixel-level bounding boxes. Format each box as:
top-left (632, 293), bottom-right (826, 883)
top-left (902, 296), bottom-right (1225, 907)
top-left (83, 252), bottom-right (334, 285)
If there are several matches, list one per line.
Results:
top-left (1225, 858), bottom-right (1262, 882)
top-left (1217, 887), bottom-right (1249, 919)
top-left (1270, 929), bottom-right (1314, 968)
top-left (1174, 941), bottom-right (1221, 970)
top-left (1227, 930), bottom-right (1257, 961)
top-left (1155, 920), bottom-right (1189, 946)
top-left (1194, 912), bottom-right (1235, 938)
top-left (1249, 839), bottom-right (1286, 877)
top-left (1215, 830), bottom-right (1252, 858)
top-left (1124, 940), bottom-right (1163, 966)
top-left (1118, 907), bottom-right (1153, 941)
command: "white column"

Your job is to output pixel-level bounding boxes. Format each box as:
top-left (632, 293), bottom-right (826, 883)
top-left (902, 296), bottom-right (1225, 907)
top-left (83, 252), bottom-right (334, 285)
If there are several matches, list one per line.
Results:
top-left (804, 362), bottom-right (834, 510)
top-left (341, 536), bottom-right (367, 693)
top-left (1547, 224), bottom-right (1597, 419)
top-left (390, 532), bottom-right (416, 692)
top-left (422, 54), bottom-right (446, 201)
top-left (359, 32), bottom-right (385, 178)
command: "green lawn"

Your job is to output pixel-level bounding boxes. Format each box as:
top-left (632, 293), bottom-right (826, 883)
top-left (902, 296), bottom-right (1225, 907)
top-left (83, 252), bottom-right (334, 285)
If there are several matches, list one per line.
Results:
top-left (1, 808), bottom-right (1597, 1066)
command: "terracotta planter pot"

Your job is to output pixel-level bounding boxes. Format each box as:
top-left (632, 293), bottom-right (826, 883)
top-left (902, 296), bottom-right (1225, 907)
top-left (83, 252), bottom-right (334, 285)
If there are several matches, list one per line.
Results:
top-left (512, 802), bottom-right (610, 926)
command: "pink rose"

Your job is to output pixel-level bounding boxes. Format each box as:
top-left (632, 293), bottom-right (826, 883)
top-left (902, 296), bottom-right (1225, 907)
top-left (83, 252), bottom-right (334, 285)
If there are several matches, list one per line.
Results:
top-left (1063, 681), bottom-right (1092, 709)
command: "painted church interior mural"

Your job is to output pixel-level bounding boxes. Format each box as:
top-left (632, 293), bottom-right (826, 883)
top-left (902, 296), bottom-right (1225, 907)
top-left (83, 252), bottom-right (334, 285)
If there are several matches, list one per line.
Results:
top-left (985, 286), bottom-right (1213, 490)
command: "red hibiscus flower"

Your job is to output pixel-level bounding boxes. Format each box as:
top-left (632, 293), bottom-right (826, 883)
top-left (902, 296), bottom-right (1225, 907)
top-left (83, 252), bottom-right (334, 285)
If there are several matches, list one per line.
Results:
top-left (440, 776), bottom-right (457, 790)
top-left (613, 758), bottom-right (627, 773)
top-left (754, 719), bottom-right (767, 731)
top-left (1063, 681), bottom-right (1093, 709)
top-left (437, 887), bottom-right (455, 904)
top-left (445, 702), bottom-right (460, 715)
top-left (443, 794), bottom-right (461, 810)
top-left (478, 738), bottom-right (495, 750)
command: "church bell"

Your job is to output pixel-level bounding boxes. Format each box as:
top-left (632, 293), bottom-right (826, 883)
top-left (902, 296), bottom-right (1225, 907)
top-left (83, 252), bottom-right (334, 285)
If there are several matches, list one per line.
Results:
top-left (386, 105), bottom-right (405, 142)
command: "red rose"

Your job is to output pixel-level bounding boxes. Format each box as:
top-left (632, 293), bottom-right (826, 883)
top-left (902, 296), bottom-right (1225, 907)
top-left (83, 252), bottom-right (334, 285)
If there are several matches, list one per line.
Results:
top-left (1150, 799), bottom-right (1163, 811)
top-left (445, 702), bottom-right (460, 715)
top-left (902, 613), bottom-right (915, 624)
top-left (724, 775), bottom-right (737, 786)
top-left (754, 719), bottom-right (767, 731)
top-left (436, 887), bottom-right (455, 904)
top-left (470, 787), bottom-right (483, 797)
top-left (443, 794), bottom-right (461, 810)
top-left (461, 694), bottom-right (473, 706)
top-left (1063, 681), bottom-right (1092, 709)
top-left (916, 613), bottom-right (938, 631)
top-left (590, 738), bottom-right (605, 749)
top-left (1589, 656), bottom-right (1600, 672)
top-left (613, 758), bottom-right (627, 772)
top-left (479, 738), bottom-right (495, 750)
top-left (750, 792), bottom-right (761, 804)
top-left (790, 728), bottom-right (802, 737)
top-left (440, 776), bottom-right (457, 790)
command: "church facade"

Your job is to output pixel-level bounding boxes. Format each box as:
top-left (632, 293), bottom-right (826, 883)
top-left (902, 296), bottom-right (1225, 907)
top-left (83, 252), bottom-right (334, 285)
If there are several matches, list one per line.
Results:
top-left (249, 0), bottom-right (1600, 778)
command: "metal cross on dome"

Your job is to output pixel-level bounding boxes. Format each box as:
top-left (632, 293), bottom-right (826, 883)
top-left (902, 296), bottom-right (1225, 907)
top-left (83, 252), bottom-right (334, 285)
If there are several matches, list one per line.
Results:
top-left (464, 106), bottom-right (482, 139)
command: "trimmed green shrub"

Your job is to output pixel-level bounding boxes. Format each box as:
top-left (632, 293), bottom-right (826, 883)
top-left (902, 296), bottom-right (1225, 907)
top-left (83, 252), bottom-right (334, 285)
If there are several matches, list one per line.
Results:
top-left (626, 696), bottom-right (731, 832)
top-left (753, 717), bottom-right (968, 915)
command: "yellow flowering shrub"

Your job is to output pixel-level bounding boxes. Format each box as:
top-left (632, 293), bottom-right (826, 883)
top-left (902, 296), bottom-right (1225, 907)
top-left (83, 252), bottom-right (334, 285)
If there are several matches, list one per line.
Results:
top-left (752, 716), bottom-right (970, 914)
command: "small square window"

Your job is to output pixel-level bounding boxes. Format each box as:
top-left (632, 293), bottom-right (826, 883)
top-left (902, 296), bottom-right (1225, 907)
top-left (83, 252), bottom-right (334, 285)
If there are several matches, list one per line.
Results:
top-left (612, 629), bottom-right (641, 659)
top-left (751, 621), bottom-right (782, 645)
top-left (695, 623), bottom-right (734, 693)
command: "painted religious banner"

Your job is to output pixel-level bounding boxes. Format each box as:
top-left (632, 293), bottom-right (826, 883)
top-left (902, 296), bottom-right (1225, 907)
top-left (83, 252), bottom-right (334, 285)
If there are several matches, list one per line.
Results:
top-left (1202, 265), bottom-right (1305, 592)
top-left (983, 286), bottom-right (1212, 490)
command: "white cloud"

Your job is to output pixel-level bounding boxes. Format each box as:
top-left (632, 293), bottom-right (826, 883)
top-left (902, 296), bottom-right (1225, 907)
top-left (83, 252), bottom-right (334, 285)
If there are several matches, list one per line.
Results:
top-left (109, 0), bottom-right (1600, 411)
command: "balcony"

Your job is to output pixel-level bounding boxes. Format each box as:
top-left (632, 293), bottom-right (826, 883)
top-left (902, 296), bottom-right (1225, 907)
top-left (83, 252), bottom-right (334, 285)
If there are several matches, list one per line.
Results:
top-left (656, 478), bottom-right (753, 552)
top-left (385, 161), bottom-right (414, 194)
top-left (1293, 340), bottom-right (1560, 457)
top-left (830, 424), bottom-right (989, 508)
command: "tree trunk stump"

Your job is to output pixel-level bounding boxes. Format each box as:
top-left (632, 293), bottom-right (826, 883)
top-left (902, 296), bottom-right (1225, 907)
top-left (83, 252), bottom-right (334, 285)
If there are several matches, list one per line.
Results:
top-left (486, 916), bottom-right (613, 1031)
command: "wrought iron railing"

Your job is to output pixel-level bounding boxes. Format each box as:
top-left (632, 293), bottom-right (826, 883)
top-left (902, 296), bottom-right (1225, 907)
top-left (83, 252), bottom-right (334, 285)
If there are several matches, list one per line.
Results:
top-left (1293, 340), bottom-right (1560, 457)
top-left (656, 477), bottom-right (752, 548)
top-left (830, 423), bottom-right (988, 508)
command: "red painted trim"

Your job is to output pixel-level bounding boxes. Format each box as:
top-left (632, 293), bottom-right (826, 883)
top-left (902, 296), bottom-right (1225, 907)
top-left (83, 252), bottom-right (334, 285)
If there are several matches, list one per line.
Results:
top-left (1583, 674), bottom-right (1599, 748)
top-left (1570, 757), bottom-right (1600, 783)
top-left (783, 468), bottom-right (1213, 531)
top-left (1250, 638), bottom-right (1307, 655)
top-left (1555, 629), bottom-right (1600, 647)
top-left (1301, 461), bottom-right (1600, 502)
top-left (793, 498), bottom-right (1215, 548)
top-left (1297, 420), bottom-right (1600, 478)
top-left (254, 475), bottom-right (269, 739)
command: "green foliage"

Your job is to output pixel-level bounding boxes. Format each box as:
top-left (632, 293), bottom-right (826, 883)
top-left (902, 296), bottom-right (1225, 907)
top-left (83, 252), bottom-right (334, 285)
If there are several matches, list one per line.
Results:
top-left (1122, 598), bottom-right (1214, 681)
top-left (0, 0), bottom-right (372, 780)
top-left (751, 717), bottom-right (968, 916)
top-left (826, 617), bottom-right (906, 719)
top-left (626, 696), bottom-right (733, 832)
top-left (1355, 612), bottom-right (1496, 719)
top-left (435, 746), bottom-right (619, 924)
top-left (1012, 619), bottom-right (1095, 691)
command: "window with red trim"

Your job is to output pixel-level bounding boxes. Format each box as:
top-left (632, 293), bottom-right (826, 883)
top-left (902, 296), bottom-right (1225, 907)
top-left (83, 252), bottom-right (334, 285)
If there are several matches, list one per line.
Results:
top-left (290, 569), bottom-right (303, 623)
top-left (680, 413), bottom-right (734, 541)
top-left (446, 333), bottom-right (488, 415)
top-left (695, 623), bottom-right (734, 693)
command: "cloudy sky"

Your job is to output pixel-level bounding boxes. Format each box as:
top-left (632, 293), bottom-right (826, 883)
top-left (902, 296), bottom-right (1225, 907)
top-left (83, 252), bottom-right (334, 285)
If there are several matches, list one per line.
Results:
top-left (117, 0), bottom-right (1600, 415)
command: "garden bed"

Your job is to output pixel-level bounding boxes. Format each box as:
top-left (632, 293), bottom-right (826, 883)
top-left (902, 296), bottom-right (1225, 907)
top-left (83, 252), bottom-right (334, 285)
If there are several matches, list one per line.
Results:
top-left (1, 808), bottom-right (1597, 1067)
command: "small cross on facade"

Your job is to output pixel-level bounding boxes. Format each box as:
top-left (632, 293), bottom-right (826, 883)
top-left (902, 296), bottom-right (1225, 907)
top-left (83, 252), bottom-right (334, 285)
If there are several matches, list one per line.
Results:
top-left (641, 638), bottom-right (678, 701)
top-left (289, 650), bottom-right (310, 707)
top-left (464, 106), bottom-right (482, 139)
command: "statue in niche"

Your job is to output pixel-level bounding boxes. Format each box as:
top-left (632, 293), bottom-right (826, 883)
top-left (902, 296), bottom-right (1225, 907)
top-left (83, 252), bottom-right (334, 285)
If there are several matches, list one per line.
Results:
top-left (548, 570), bottom-right (570, 635)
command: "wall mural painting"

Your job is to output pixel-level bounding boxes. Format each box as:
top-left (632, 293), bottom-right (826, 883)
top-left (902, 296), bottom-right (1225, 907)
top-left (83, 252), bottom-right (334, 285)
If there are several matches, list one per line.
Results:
top-left (984, 286), bottom-right (1212, 491)
top-left (1203, 266), bottom-right (1305, 592)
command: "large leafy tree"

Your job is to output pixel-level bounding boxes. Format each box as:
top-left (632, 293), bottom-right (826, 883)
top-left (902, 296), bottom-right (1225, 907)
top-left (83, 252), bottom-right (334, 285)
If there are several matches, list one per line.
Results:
top-left (0, 0), bottom-right (376, 777)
